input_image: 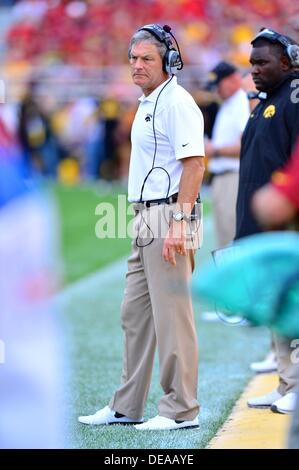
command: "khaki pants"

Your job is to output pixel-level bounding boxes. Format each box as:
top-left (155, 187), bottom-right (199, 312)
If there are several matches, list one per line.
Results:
top-left (274, 334), bottom-right (299, 395)
top-left (288, 369), bottom-right (299, 449)
top-left (211, 172), bottom-right (239, 248)
top-left (109, 203), bottom-right (202, 420)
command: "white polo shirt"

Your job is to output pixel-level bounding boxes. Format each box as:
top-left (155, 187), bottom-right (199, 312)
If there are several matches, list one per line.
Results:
top-left (208, 88), bottom-right (250, 174)
top-left (128, 76), bottom-right (205, 202)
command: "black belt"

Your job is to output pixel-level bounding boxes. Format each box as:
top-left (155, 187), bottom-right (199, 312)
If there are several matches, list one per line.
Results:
top-left (140, 193), bottom-right (178, 208)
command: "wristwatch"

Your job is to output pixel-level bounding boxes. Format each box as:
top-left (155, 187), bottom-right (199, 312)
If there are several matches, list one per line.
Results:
top-left (172, 211), bottom-right (189, 222)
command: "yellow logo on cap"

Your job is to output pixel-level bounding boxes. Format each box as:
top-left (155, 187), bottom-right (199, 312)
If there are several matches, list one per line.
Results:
top-left (208, 72), bottom-right (217, 82)
top-left (263, 105), bottom-right (276, 118)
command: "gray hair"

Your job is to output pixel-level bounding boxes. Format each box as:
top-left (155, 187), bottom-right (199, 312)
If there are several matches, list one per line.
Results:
top-left (128, 30), bottom-right (167, 61)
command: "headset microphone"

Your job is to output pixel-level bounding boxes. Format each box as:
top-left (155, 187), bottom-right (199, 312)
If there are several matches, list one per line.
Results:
top-left (163, 25), bottom-right (171, 33)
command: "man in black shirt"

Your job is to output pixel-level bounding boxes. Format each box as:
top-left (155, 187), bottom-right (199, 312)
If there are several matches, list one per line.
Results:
top-left (236, 29), bottom-right (299, 238)
top-left (235, 28), bottom-right (299, 414)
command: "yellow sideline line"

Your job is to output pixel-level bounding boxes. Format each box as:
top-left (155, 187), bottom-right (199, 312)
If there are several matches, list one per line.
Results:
top-left (207, 374), bottom-right (291, 449)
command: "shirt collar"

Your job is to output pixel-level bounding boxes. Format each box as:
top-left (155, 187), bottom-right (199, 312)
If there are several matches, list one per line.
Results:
top-left (138, 76), bottom-right (177, 103)
top-left (258, 91), bottom-right (268, 100)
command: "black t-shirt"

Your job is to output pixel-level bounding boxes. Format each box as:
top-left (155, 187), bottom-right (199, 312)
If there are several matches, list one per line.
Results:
top-left (235, 72), bottom-right (299, 239)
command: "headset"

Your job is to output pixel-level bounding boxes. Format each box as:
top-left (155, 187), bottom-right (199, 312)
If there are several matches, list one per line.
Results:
top-left (137, 24), bottom-right (183, 75)
top-left (251, 28), bottom-right (299, 67)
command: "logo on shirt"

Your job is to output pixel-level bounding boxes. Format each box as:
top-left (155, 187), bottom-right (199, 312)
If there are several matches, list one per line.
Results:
top-left (145, 113), bottom-right (152, 122)
top-left (182, 143), bottom-right (189, 147)
top-left (263, 105), bottom-right (276, 118)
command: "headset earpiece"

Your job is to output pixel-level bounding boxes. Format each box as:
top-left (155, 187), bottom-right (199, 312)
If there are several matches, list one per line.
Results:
top-left (286, 44), bottom-right (299, 67)
top-left (138, 23), bottom-right (183, 75)
top-left (164, 48), bottom-right (182, 75)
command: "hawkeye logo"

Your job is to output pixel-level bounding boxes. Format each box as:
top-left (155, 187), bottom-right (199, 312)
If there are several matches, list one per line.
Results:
top-left (145, 113), bottom-right (152, 122)
top-left (263, 105), bottom-right (276, 118)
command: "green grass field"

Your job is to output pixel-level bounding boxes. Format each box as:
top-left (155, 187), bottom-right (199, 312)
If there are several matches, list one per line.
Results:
top-left (52, 182), bottom-right (271, 449)
top-left (53, 182), bottom-right (133, 284)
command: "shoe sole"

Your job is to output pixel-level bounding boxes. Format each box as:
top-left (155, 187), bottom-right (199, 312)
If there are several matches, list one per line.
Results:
top-left (79, 420), bottom-right (143, 426)
top-left (247, 404), bottom-right (272, 409)
top-left (108, 421), bottom-right (144, 426)
top-left (271, 405), bottom-right (292, 415)
top-left (172, 424), bottom-right (199, 431)
top-left (135, 424), bottom-right (199, 431)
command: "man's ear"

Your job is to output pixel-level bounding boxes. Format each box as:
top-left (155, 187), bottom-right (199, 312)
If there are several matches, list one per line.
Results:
top-left (281, 54), bottom-right (291, 71)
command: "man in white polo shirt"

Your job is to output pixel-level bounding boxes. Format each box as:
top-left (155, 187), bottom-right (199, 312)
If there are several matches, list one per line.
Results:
top-left (205, 61), bottom-right (250, 248)
top-left (78, 24), bottom-right (205, 431)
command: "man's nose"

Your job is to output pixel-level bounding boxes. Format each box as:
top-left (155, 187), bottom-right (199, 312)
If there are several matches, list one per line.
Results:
top-left (251, 64), bottom-right (260, 75)
top-left (134, 58), bottom-right (144, 69)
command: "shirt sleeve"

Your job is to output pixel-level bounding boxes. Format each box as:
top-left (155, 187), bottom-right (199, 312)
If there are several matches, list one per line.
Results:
top-left (272, 137), bottom-right (299, 209)
top-left (165, 99), bottom-right (205, 160)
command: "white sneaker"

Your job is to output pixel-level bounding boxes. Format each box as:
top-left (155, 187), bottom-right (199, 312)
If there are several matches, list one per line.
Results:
top-left (134, 414), bottom-right (199, 431)
top-left (250, 352), bottom-right (277, 373)
top-left (247, 389), bottom-right (282, 408)
top-left (271, 392), bottom-right (297, 414)
top-left (78, 406), bottom-right (143, 425)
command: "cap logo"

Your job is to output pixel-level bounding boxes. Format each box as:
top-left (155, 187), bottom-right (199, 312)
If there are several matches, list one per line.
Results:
top-left (208, 72), bottom-right (217, 82)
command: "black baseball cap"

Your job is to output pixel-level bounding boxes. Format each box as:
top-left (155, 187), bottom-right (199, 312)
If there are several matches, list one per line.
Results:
top-left (207, 61), bottom-right (238, 87)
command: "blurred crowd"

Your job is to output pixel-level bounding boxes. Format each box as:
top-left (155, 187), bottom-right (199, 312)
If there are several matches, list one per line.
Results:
top-left (1, 84), bottom-right (140, 182)
top-left (2, 0), bottom-right (299, 69)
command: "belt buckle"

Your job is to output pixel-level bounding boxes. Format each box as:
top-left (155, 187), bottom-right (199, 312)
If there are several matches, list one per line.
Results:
top-left (136, 201), bottom-right (149, 209)
top-left (133, 202), bottom-right (146, 212)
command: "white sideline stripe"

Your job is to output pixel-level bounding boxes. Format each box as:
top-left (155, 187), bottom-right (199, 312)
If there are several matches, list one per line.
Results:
top-left (56, 217), bottom-right (214, 305)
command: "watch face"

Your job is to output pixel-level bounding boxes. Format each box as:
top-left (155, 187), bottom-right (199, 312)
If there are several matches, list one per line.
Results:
top-left (174, 211), bottom-right (184, 221)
